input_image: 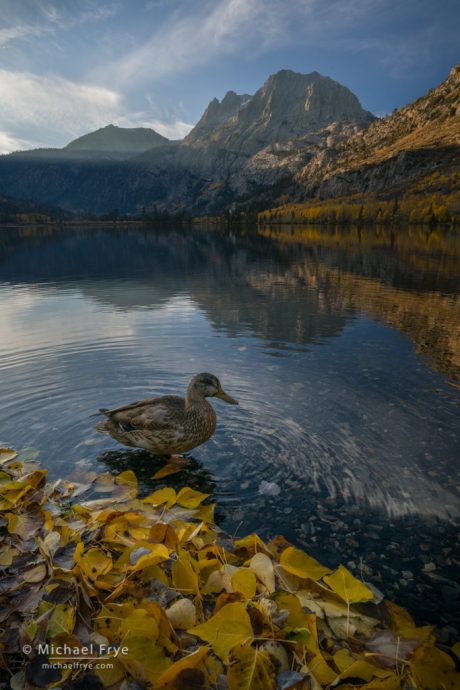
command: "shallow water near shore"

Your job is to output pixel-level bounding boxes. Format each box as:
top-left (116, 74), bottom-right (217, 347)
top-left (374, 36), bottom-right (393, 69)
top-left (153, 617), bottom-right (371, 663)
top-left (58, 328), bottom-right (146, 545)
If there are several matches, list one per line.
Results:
top-left (0, 223), bottom-right (459, 634)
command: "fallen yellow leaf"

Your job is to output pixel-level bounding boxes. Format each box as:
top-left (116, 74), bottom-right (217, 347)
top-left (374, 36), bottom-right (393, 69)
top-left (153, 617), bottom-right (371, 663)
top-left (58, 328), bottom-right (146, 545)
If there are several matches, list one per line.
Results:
top-left (323, 565), bottom-right (374, 604)
top-left (189, 602), bottom-right (254, 663)
top-left (227, 644), bottom-right (277, 690)
top-left (280, 546), bottom-right (330, 581)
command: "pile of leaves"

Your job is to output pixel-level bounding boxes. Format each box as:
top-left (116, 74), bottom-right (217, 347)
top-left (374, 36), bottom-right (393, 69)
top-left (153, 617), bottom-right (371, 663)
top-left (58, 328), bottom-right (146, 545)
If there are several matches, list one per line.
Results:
top-left (0, 448), bottom-right (459, 690)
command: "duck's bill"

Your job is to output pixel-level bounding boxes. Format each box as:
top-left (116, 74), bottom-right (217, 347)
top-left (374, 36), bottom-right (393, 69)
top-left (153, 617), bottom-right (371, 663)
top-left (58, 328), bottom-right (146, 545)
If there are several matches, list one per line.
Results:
top-left (216, 389), bottom-right (238, 405)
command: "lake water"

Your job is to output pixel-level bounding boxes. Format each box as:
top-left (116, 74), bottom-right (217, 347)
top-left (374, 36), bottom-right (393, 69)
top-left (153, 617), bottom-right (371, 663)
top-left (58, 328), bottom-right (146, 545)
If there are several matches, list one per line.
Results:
top-left (0, 223), bottom-right (459, 634)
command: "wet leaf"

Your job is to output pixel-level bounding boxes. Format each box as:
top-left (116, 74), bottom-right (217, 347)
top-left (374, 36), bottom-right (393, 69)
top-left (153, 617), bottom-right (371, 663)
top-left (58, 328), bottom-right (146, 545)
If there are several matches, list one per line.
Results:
top-left (234, 533), bottom-right (270, 557)
top-left (280, 546), bottom-right (330, 581)
top-left (152, 464), bottom-right (185, 479)
top-left (0, 448), bottom-right (17, 463)
top-left (259, 640), bottom-right (289, 672)
top-left (176, 487), bottom-right (209, 508)
top-left (366, 630), bottom-right (420, 666)
top-left (143, 487), bottom-right (177, 507)
top-left (74, 543), bottom-right (112, 584)
top-left (172, 549), bottom-right (200, 596)
top-left (155, 647), bottom-right (209, 689)
top-left (119, 638), bottom-right (171, 685)
top-left (149, 522), bottom-right (179, 550)
top-left (249, 553), bottom-right (275, 593)
top-left (272, 592), bottom-right (308, 628)
top-left (7, 511), bottom-right (43, 540)
top-left (47, 602), bottom-right (76, 637)
top-left (166, 598), bottom-right (197, 629)
top-left (231, 569), bottom-right (257, 599)
top-left (126, 543), bottom-right (170, 573)
top-left (409, 644), bottom-right (460, 690)
top-left (22, 563), bottom-right (47, 583)
top-left (227, 644), bottom-right (276, 690)
top-left (0, 545), bottom-right (18, 566)
top-left (119, 608), bottom-right (159, 640)
top-left (323, 565), bottom-right (374, 604)
top-left (189, 602), bottom-right (254, 662)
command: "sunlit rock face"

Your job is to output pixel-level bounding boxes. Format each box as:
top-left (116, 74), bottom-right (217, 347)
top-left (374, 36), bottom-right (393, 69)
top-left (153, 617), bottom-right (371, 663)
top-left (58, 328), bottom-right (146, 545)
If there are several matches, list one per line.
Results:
top-left (185, 90), bottom-right (252, 143)
top-left (294, 62), bottom-right (460, 198)
top-left (176, 70), bottom-right (375, 191)
top-left (187, 71), bottom-right (373, 150)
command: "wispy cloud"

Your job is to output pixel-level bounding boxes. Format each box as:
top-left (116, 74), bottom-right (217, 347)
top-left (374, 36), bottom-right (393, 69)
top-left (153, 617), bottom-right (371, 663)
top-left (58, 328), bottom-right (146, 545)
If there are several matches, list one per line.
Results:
top-left (95, 0), bottom-right (292, 86)
top-left (93, 0), bottom-right (399, 88)
top-left (0, 1), bottom-right (117, 48)
top-left (0, 24), bottom-right (51, 47)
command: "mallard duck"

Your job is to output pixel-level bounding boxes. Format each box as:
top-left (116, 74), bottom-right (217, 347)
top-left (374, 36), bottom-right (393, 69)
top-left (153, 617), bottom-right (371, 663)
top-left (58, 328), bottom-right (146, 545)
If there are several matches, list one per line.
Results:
top-left (95, 373), bottom-right (238, 461)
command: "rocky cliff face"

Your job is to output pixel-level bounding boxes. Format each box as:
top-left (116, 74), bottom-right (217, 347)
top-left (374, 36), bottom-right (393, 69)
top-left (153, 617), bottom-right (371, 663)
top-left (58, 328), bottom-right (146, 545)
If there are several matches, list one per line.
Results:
top-left (170, 70), bottom-right (375, 204)
top-left (175, 70), bottom-right (374, 181)
top-left (294, 63), bottom-right (460, 199)
top-left (186, 71), bottom-right (373, 152)
top-left (0, 65), bottom-right (457, 215)
top-left (185, 91), bottom-right (251, 143)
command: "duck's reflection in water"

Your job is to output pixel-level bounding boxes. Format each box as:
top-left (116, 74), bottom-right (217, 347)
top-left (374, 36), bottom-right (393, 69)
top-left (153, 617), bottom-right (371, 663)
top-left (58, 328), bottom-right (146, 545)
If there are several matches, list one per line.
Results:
top-left (97, 448), bottom-right (222, 517)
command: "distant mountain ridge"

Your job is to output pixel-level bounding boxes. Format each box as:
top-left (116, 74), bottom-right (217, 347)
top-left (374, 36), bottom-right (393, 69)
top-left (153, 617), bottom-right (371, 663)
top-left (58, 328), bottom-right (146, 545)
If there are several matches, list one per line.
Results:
top-left (64, 124), bottom-right (170, 153)
top-left (0, 65), bottom-right (458, 216)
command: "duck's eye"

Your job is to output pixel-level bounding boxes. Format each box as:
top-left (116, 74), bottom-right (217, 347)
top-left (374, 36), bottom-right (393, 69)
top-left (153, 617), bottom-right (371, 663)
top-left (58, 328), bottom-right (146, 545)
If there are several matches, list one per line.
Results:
top-left (201, 376), bottom-right (216, 387)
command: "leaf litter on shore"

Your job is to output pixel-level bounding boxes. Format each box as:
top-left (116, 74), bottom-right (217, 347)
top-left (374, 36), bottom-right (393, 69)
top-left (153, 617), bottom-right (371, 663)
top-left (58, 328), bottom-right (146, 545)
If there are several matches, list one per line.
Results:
top-left (0, 448), bottom-right (458, 689)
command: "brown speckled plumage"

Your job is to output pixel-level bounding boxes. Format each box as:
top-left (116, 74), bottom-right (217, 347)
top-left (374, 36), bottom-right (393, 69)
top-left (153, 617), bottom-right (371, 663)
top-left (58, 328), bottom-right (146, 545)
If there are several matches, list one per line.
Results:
top-left (95, 373), bottom-right (237, 457)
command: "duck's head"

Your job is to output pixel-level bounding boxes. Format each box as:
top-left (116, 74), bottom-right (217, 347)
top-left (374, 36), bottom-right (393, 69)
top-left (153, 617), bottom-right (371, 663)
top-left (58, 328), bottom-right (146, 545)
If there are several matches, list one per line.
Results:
top-left (188, 373), bottom-right (238, 404)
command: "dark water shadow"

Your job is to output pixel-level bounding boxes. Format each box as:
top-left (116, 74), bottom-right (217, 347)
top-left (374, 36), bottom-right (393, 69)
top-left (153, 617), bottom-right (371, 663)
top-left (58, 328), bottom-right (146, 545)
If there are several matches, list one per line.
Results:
top-left (96, 448), bottom-right (224, 521)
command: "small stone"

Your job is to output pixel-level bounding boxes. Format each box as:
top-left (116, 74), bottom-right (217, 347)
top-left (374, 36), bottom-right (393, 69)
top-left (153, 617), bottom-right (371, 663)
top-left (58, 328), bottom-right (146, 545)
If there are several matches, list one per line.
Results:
top-left (402, 570), bottom-right (414, 579)
top-left (423, 562), bottom-right (437, 573)
top-left (258, 480), bottom-right (281, 497)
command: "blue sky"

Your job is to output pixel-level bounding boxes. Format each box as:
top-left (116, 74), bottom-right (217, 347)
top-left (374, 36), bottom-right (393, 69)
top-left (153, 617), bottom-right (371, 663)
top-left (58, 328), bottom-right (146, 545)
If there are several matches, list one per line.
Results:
top-left (0, 0), bottom-right (458, 153)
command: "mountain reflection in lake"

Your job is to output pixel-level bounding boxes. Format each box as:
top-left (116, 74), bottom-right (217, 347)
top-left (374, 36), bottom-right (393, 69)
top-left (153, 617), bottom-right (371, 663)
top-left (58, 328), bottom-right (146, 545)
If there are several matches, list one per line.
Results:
top-left (0, 223), bottom-right (459, 632)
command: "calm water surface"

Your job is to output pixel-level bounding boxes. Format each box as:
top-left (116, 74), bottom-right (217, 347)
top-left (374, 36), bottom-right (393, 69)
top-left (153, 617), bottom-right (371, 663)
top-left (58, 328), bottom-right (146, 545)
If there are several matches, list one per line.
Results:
top-left (0, 224), bottom-right (459, 632)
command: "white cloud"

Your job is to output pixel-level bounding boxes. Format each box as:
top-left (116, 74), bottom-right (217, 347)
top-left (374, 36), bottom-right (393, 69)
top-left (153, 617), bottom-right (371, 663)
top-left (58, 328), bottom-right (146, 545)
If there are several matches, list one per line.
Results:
top-left (0, 69), bottom-right (121, 148)
top-left (0, 69), bottom-right (193, 152)
top-left (0, 131), bottom-right (38, 155)
top-left (139, 118), bottom-right (193, 140)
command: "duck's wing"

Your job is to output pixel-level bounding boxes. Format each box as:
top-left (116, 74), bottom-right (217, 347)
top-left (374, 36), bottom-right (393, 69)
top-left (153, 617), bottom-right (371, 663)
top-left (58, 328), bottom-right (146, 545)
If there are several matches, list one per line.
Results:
top-left (107, 395), bottom-right (186, 431)
top-left (100, 396), bottom-right (160, 417)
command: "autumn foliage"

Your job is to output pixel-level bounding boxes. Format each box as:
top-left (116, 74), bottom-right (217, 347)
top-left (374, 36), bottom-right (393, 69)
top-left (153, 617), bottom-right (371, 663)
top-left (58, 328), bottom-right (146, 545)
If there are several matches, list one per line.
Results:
top-left (0, 448), bottom-right (459, 689)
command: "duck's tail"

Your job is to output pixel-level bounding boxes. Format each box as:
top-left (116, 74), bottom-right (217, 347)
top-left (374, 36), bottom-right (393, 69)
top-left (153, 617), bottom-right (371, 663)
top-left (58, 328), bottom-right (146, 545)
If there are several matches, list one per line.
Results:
top-left (90, 408), bottom-right (110, 418)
